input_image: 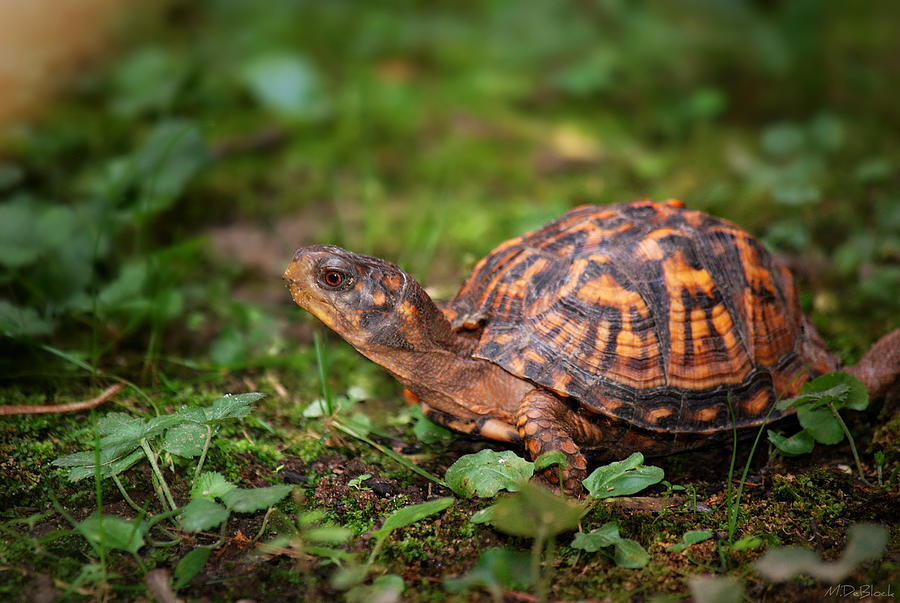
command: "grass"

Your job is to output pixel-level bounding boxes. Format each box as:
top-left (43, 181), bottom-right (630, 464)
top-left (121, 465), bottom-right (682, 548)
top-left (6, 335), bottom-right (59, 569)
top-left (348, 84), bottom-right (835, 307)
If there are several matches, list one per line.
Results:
top-left (2, 1), bottom-right (899, 600)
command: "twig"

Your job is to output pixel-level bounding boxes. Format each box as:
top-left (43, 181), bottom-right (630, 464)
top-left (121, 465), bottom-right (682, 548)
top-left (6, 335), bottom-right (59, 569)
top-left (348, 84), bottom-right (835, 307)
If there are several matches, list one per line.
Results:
top-left (0, 384), bottom-right (123, 415)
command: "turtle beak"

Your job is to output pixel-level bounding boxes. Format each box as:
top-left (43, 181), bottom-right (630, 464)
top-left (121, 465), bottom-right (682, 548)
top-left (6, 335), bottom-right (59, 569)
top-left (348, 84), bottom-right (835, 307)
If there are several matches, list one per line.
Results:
top-left (283, 251), bottom-right (339, 330)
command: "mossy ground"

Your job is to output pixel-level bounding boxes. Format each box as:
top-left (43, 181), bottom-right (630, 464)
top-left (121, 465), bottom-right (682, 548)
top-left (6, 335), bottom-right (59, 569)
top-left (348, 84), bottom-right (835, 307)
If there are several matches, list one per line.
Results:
top-left (2, 1), bottom-right (899, 601)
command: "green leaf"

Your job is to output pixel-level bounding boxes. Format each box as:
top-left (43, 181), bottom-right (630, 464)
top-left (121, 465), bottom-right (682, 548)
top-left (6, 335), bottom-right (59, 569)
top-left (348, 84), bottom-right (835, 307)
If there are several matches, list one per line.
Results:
top-left (133, 119), bottom-right (209, 214)
top-left (240, 52), bottom-right (329, 119)
top-left (689, 575), bottom-right (744, 603)
top-left (347, 474), bottom-right (371, 489)
top-left (181, 499), bottom-right (229, 532)
top-left (173, 548), bottom-right (211, 590)
top-left (204, 393), bottom-right (263, 422)
top-left (76, 516), bottom-right (147, 554)
top-left (491, 483), bottom-right (586, 539)
top-left (373, 497), bottom-right (454, 538)
top-left (297, 510), bottom-right (326, 528)
top-left (330, 564), bottom-right (370, 590)
top-left (97, 412), bottom-right (179, 447)
top-left (0, 197), bottom-right (47, 267)
top-left (191, 472), bottom-right (235, 501)
top-left (95, 412), bottom-right (142, 437)
top-left (761, 122), bottom-right (805, 158)
top-left (767, 429), bottom-right (815, 456)
top-left (534, 450), bottom-right (568, 472)
top-left (813, 372), bottom-right (868, 411)
top-left (164, 423), bottom-right (208, 457)
top-left (571, 522), bottom-right (649, 568)
top-left (64, 449), bottom-right (145, 482)
top-left (667, 529), bottom-right (713, 552)
top-left (443, 547), bottom-right (534, 594)
top-left (302, 395), bottom-right (355, 417)
top-left (111, 46), bottom-right (185, 117)
top-left (305, 545), bottom-right (355, 563)
top-left (0, 300), bottom-right (54, 337)
top-left (444, 449), bottom-right (534, 498)
top-left (797, 405), bottom-right (844, 445)
top-left (755, 523), bottom-right (887, 583)
top-left (572, 523), bottom-right (621, 551)
top-left (346, 412), bottom-right (371, 438)
top-left (777, 372), bottom-right (868, 412)
top-left (304, 526), bottom-right (353, 544)
top-left (221, 484), bottom-right (293, 513)
top-left (96, 262), bottom-right (148, 315)
top-left (613, 538), bottom-right (650, 568)
top-left (346, 574), bottom-right (404, 603)
top-left (732, 535), bottom-right (764, 551)
top-left (582, 452), bottom-right (665, 498)
top-left (470, 506), bottom-right (495, 525)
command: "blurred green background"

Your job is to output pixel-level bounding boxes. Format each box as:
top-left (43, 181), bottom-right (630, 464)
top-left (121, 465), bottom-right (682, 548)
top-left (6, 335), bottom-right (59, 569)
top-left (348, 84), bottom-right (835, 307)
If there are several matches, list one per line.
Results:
top-left (2, 0), bottom-right (899, 382)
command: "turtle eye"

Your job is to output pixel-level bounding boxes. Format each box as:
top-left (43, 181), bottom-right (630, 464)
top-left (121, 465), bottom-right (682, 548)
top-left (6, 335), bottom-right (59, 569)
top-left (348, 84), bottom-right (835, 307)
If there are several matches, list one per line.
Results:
top-left (318, 267), bottom-right (351, 290)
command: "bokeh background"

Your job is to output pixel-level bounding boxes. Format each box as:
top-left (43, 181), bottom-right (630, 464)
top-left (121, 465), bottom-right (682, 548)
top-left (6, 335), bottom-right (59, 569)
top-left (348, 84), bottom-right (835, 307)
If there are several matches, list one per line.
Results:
top-left (2, 0), bottom-right (899, 378)
top-left (2, 3), bottom-right (900, 600)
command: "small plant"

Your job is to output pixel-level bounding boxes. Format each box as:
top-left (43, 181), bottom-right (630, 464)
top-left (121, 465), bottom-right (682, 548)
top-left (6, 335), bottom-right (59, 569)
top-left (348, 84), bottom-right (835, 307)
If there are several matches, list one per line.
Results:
top-left (767, 372), bottom-right (870, 481)
top-left (445, 450), bottom-right (664, 500)
top-left (50, 392), bottom-right (294, 588)
top-left (666, 529), bottom-right (713, 553)
top-left (660, 480), bottom-right (685, 496)
top-left (445, 449), bottom-right (536, 497)
top-left (347, 473), bottom-right (372, 490)
top-left (450, 452), bottom-right (661, 601)
top-left (476, 483), bottom-right (586, 602)
top-left (874, 451), bottom-right (885, 486)
top-left (581, 452), bottom-right (665, 499)
top-left (53, 393), bottom-right (266, 511)
top-left (330, 497), bottom-right (455, 597)
top-left (755, 523), bottom-right (887, 583)
top-left (181, 471), bottom-right (292, 533)
top-left (572, 522), bottom-right (650, 568)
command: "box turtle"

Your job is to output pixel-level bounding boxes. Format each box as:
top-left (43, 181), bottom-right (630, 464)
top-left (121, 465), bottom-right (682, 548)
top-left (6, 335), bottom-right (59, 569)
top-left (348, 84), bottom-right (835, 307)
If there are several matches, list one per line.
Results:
top-left (284, 200), bottom-right (899, 493)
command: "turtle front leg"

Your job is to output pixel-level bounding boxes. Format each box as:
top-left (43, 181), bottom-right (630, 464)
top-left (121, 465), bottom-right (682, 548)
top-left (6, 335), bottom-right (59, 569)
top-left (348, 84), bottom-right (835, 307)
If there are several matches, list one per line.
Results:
top-left (514, 390), bottom-right (588, 495)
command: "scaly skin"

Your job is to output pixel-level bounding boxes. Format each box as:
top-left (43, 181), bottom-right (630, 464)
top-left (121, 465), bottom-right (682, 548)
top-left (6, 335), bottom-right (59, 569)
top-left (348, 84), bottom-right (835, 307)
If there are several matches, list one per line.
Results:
top-left (284, 204), bottom-right (900, 496)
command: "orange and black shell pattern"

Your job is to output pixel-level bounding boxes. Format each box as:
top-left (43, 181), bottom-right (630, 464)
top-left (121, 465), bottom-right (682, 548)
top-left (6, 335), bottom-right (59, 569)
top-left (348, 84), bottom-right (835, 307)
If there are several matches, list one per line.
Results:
top-left (444, 200), bottom-right (837, 436)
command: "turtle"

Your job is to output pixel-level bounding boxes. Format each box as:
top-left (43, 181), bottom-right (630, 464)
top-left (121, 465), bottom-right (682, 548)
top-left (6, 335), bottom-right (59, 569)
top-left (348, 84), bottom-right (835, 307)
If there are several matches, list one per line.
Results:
top-left (284, 200), bottom-right (900, 493)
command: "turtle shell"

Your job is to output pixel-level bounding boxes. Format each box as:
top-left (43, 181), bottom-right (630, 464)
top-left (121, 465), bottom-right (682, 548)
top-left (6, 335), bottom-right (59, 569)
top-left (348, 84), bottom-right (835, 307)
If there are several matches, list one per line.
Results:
top-left (444, 200), bottom-right (836, 434)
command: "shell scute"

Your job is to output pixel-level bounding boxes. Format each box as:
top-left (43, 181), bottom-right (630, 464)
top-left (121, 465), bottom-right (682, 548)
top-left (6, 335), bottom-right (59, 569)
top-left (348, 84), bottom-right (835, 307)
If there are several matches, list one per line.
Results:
top-left (447, 200), bottom-right (835, 434)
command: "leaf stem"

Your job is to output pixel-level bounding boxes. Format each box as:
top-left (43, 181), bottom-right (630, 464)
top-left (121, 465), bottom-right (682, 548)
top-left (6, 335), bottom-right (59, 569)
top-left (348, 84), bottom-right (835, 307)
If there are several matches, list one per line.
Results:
top-left (112, 474), bottom-right (142, 513)
top-left (193, 424), bottom-right (215, 484)
top-left (140, 439), bottom-right (177, 511)
top-left (827, 402), bottom-right (869, 484)
top-left (334, 419), bottom-right (446, 487)
top-left (93, 433), bottom-right (107, 581)
top-left (725, 396), bottom-right (738, 544)
top-left (532, 531), bottom-right (547, 603)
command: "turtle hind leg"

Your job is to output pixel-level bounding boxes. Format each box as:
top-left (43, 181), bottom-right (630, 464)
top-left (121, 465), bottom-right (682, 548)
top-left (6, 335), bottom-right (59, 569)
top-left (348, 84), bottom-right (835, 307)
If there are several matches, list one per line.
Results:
top-left (514, 390), bottom-right (594, 495)
top-left (848, 329), bottom-right (900, 400)
top-left (419, 402), bottom-right (520, 443)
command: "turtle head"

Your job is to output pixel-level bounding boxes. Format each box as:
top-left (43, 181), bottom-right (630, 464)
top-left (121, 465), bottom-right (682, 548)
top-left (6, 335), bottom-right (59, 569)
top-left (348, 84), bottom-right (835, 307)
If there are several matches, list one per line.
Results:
top-left (284, 245), bottom-right (454, 355)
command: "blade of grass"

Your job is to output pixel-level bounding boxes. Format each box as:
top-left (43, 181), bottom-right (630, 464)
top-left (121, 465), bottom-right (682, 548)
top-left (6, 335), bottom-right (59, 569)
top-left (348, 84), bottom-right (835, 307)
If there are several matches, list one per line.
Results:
top-left (40, 344), bottom-right (159, 411)
top-left (334, 418), bottom-right (446, 488)
top-left (313, 332), bottom-right (334, 415)
top-left (728, 368), bottom-right (811, 542)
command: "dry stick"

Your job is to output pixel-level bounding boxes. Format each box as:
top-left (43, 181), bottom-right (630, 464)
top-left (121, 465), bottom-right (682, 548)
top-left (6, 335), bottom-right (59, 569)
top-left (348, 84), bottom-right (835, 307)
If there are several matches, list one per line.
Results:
top-left (0, 383), bottom-right (124, 415)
